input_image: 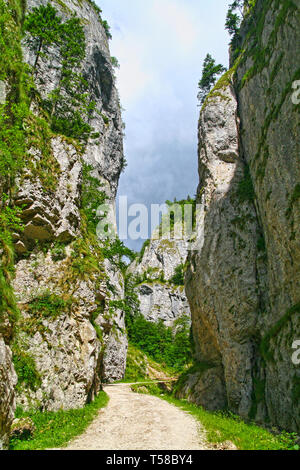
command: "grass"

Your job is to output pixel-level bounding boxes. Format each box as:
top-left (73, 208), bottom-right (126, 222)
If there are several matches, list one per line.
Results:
top-left (118, 343), bottom-right (178, 384)
top-left (134, 388), bottom-right (299, 451)
top-left (9, 391), bottom-right (109, 450)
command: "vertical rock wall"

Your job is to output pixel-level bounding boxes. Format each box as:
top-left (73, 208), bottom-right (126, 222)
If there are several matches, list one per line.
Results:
top-left (184, 0), bottom-right (300, 432)
top-left (0, 0), bottom-right (128, 437)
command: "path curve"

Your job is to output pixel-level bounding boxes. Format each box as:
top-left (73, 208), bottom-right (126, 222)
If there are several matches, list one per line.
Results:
top-left (65, 385), bottom-right (209, 450)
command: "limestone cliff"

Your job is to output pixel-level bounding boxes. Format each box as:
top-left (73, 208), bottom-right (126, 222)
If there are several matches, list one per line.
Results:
top-left (183, 0), bottom-right (300, 432)
top-left (0, 0), bottom-right (127, 445)
top-left (128, 224), bottom-right (191, 327)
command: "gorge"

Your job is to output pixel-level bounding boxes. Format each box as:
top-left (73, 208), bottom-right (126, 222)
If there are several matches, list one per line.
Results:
top-left (0, 0), bottom-right (299, 450)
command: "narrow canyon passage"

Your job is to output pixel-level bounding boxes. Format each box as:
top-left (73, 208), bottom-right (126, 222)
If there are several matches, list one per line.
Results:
top-left (65, 385), bottom-right (208, 450)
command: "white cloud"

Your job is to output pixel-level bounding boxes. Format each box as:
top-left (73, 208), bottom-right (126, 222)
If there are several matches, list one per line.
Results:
top-left (152, 0), bottom-right (198, 53)
top-left (114, 38), bottom-right (153, 105)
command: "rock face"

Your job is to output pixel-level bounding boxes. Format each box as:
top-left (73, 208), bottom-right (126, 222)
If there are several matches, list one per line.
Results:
top-left (128, 231), bottom-right (191, 327)
top-left (0, 0), bottom-right (127, 426)
top-left (0, 337), bottom-right (17, 449)
top-left (184, 0), bottom-right (300, 432)
top-left (137, 283), bottom-right (189, 327)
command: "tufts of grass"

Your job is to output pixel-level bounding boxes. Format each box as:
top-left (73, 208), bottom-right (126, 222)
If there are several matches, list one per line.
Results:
top-left (9, 391), bottom-right (109, 450)
top-left (12, 346), bottom-right (42, 392)
top-left (119, 343), bottom-right (177, 385)
top-left (122, 344), bottom-right (149, 382)
top-left (138, 390), bottom-right (299, 451)
top-left (26, 292), bottom-right (72, 320)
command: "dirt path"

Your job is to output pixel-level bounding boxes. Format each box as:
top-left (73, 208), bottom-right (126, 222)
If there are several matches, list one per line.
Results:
top-left (65, 384), bottom-right (209, 450)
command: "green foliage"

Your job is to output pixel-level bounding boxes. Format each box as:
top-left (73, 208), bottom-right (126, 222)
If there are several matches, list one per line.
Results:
top-left (150, 394), bottom-right (299, 450)
top-left (123, 344), bottom-right (149, 382)
top-left (170, 264), bottom-right (185, 286)
top-left (197, 54), bottom-right (227, 104)
top-left (138, 239), bottom-right (150, 263)
top-left (26, 291), bottom-right (72, 320)
top-left (81, 163), bottom-right (107, 233)
top-left (24, 3), bottom-right (62, 70)
top-left (160, 197), bottom-right (197, 236)
top-left (24, 4), bottom-right (96, 145)
top-left (70, 236), bottom-right (104, 281)
top-left (103, 238), bottom-right (136, 272)
top-left (111, 56), bottom-right (120, 68)
top-left (0, 0), bottom-right (28, 329)
top-left (134, 267), bottom-right (167, 286)
top-left (9, 391), bottom-right (109, 450)
top-left (237, 0), bottom-right (297, 91)
top-left (126, 313), bottom-right (192, 372)
top-left (225, 8), bottom-right (241, 37)
top-left (12, 346), bottom-right (41, 392)
top-left (101, 19), bottom-right (112, 39)
top-left (50, 242), bottom-right (66, 261)
top-left (237, 165), bottom-right (255, 203)
top-left (225, 1), bottom-right (254, 41)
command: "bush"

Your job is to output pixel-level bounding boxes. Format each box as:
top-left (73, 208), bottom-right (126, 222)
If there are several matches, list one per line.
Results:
top-left (126, 314), bottom-right (192, 372)
top-left (12, 348), bottom-right (42, 392)
top-left (50, 242), bottom-right (66, 261)
top-left (27, 292), bottom-right (71, 319)
top-left (170, 264), bottom-right (185, 286)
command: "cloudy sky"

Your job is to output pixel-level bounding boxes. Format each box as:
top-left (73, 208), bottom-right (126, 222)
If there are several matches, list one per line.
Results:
top-left (96, 0), bottom-right (230, 250)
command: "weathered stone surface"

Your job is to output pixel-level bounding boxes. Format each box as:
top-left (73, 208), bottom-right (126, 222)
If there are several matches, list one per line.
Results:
top-left (25, 0), bottom-right (124, 200)
top-left (0, 80), bottom-right (6, 104)
top-left (176, 366), bottom-right (227, 411)
top-left (128, 227), bottom-right (191, 327)
top-left (15, 138), bottom-right (82, 248)
top-left (5, 0), bottom-right (127, 413)
top-left (185, 0), bottom-right (300, 432)
top-left (185, 84), bottom-right (262, 418)
top-left (235, 0), bottom-right (300, 431)
top-left (10, 417), bottom-right (35, 441)
top-left (0, 336), bottom-right (17, 449)
top-left (99, 259), bottom-right (128, 383)
top-left (137, 283), bottom-right (189, 327)
top-left (129, 236), bottom-right (188, 282)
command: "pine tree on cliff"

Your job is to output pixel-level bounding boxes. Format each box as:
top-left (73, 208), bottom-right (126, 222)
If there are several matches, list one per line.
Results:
top-left (225, 0), bottom-right (251, 38)
top-left (197, 54), bottom-right (226, 105)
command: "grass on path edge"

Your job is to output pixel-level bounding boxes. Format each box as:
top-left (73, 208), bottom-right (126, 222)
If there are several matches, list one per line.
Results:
top-left (131, 385), bottom-right (299, 451)
top-left (10, 391), bottom-right (109, 450)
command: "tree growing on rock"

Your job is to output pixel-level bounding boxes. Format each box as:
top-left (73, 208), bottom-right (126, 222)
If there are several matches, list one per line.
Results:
top-left (24, 3), bottom-right (62, 71)
top-left (197, 54), bottom-right (227, 105)
top-left (225, 0), bottom-right (252, 39)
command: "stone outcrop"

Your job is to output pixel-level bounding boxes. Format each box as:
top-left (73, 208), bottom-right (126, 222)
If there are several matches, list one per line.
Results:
top-left (0, 0), bottom-right (127, 429)
top-left (128, 228), bottom-right (191, 327)
top-left (137, 283), bottom-right (189, 327)
top-left (183, 0), bottom-right (300, 432)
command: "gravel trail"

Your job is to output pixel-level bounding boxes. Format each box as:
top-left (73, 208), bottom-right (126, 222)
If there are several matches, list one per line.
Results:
top-left (65, 384), bottom-right (209, 450)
